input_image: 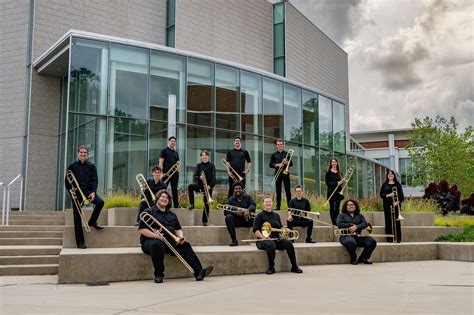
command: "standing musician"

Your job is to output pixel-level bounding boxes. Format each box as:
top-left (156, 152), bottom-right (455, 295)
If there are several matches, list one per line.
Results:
top-left (64, 145), bottom-right (104, 249)
top-left (253, 195), bottom-right (303, 275)
top-left (226, 136), bottom-right (252, 198)
top-left (287, 185), bottom-right (316, 243)
top-left (224, 182), bottom-right (256, 246)
top-left (336, 199), bottom-right (377, 265)
top-left (159, 136), bottom-right (180, 208)
top-left (135, 166), bottom-right (167, 225)
top-left (269, 139), bottom-right (293, 210)
top-left (139, 189), bottom-right (214, 283)
top-left (188, 150), bottom-right (216, 226)
top-left (380, 170), bottom-right (405, 243)
top-left (325, 158), bottom-right (345, 225)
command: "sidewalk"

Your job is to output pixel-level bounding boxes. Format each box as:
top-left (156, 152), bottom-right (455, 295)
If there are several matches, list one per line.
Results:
top-left (1, 261), bottom-right (473, 314)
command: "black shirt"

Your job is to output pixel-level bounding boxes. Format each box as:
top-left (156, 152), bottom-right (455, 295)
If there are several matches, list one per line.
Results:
top-left (225, 194), bottom-right (256, 216)
top-left (253, 210), bottom-right (282, 238)
top-left (65, 160), bottom-right (98, 196)
top-left (226, 148), bottom-right (251, 176)
top-left (139, 205), bottom-right (182, 244)
top-left (143, 178), bottom-right (167, 202)
top-left (269, 150), bottom-right (293, 174)
top-left (160, 147), bottom-right (180, 173)
top-left (336, 212), bottom-right (368, 233)
top-left (193, 162), bottom-right (216, 188)
top-left (288, 197), bottom-right (311, 212)
top-left (325, 170), bottom-right (343, 199)
top-left (380, 182), bottom-right (405, 207)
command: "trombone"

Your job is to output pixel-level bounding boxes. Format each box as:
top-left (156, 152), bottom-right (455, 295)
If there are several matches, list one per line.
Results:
top-left (287, 208), bottom-right (334, 227)
top-left (221, 159), bottom-right (248, 195)
top-left (270, 149), bottom-right (294, 187)
top-left (390, 186), bottom-right (404, 243)
top-left (200, 171), bottom-right (213, 204)
top-left (136, 173), bottom-right (156, 208)
top-left (139, 212), bottom-right (194, 274)
top-left (65, 170), bottom-right (91, 233)
top-left (163, 161), bottom-right (181, 184)
top-left (242, 222), bottom-right (299, 242)
top-left (324, 165), bottom-right (355, 206)
top-left (392, 187), bottom-right (404, 221)
top-left (217, 204), bottom-right (255, 221)
top-left (334, 223), bottom-right (394, 238)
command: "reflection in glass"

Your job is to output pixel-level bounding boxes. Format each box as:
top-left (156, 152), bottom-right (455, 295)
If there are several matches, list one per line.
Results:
top-left (109, 44), bottom-right (148, 119)
top-left (303, 146), bottom-right (319, 195)
top-left (284, 84), bottom-right (302, 143)
top-left (70, 38), bottom-right (108, 115)
top-left (216, 65), bottom-right (239, 130)
top-left (348, 155), bottom-right (358, 199)
top-left (150, 51), bottom-right (186, 122)
top-left (263, 77), bottom-right (283, 138)
top-left (149, 121), bottom-right (167, 170)
top-left (319, 149), bottom-right (332, 196)
top-left (216, 130), bottom-right (238, 190)
top-left (286, 142), bottom-right (302, 188)
top-left (333, 101), bottom-right (345, 153)
top-left (263, 137), bottom-right (276, 191)
top-left (186, 126), bottom-right (214, 185)
top-left (241, 71), bottom-right (262, 134)
top-left (242, 134), bottom-right (262, 193)
top-left (367, 162), bottom-right (374, 197)
top-left (187, 58), bottom-right (214, 127)
top-left (319, 95), bottom-right (332, 150)
top-left (303, 90), bottom-right (318, 146)
top-left (358, 158), bottom-right (367, 198)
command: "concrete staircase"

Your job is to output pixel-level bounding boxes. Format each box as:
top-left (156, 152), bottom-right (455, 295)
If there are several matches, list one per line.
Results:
top-left (0, 211), bottom-right (65, 276)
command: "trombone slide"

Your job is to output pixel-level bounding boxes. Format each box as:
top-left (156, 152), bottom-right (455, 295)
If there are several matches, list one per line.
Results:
top-left (66, 170), bottom-right (91, 233)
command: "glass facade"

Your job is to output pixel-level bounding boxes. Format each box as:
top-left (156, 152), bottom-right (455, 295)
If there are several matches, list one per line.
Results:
top-left (273, 2), bottom-right (285, 76)
top-left (56, 35), bottom-right (387, 209)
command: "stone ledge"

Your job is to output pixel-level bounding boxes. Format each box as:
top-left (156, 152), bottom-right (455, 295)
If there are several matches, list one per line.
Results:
top-left (438, 242), bottom-right (474, 262)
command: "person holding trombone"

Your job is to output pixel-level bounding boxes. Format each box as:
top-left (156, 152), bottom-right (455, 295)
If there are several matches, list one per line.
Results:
top-left (380, 170), bottom-right (405, 243)
top-left (269, 139), bottom-right (293, 210)
top-left (225, 136), bottom-right (252, 198)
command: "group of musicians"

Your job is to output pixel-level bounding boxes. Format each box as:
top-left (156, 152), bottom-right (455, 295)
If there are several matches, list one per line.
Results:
top-left (66, 138), bottom-right (405, 283)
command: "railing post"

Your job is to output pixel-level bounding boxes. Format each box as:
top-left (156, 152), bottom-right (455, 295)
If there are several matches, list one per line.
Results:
top-left (6, 186), bottom-right (11, 226)
top-left (1, 183), bottom-right (5, 226)
top-left (19, 176), bottom-right (23, 211)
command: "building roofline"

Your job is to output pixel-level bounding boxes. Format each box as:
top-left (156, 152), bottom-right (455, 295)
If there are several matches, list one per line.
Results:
top-left (33, 29), bottom-right (348, 105)
top-left (350, 127), bottom-right (412, 135)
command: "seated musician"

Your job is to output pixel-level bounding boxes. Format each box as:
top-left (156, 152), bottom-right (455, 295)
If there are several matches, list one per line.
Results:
top-left (135, 166), bottom-right (167, 225)
top-left (224, 182), bottom-right (256, 246)
top-left (336, 199), bottom-right (377, 265)
top-left (286, 185), bottom-right (316, 243)
top-left (139, 189), bottom-right (214, 283)
top-left (253, 195), bottom-right (303, 275)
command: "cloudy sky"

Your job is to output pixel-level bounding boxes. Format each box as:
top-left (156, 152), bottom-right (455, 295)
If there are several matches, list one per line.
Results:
top-left (291, 0), bottom-right (473, 132)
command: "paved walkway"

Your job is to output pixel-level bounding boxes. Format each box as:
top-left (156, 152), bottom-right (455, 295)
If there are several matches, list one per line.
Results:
top-left (1, 261), bottom-right (473, 314)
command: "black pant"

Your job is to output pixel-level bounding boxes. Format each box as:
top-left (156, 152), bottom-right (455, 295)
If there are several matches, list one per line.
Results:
top-left (287, 217), bottom-right (313, 240)
top-left (167, 173), bottom-right (179, 208)
top-left (339, 236), bottom-right (377, 262)
top-left (188, 184), bottom-right (213, 224)
top-left (227, 175), bottom-right (246, 198)
top-left (256, 239), bottom-right (298, 269)
top-left (72, 194), bottom-right (104, 246)
top-left (328, 197), bottom-right (342, 225)
top-left (224, 214), bottom-right (253, 241)
top-left (141, 238), bottom-right (203, 277)
top-left (384, 204), bottom-right (402, 243)
top-left (136, 200), bottom-right (150, 224)
top-left (275, 173), bottom-right (291, 210)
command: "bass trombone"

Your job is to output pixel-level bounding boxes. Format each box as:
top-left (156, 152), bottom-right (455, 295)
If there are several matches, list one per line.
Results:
top-left (139, 212), bottom-right (194, 274)
top-left (324, 164), bottom-right (355, 206)
top-left (271, 149), bottom-right (294, 187)
top-left (65, 170), bottom-right (91, 233)
top-left (334, 223), bottom-right (394, 238)
top-left (217, 204), bottom-right (255, 221)
top-left (163, 161), bottom-right (181, 184)
top-left (136, 173), bottom-right (156, 208)
top-left (200, 171), bottom-right (213, 205)
top-left (242, 222), bottom-right (299, 242)
top-left (221, 159), bottom-right (248, 194)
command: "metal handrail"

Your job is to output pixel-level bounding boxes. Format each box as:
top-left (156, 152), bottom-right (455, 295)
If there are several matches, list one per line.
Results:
top-left (1, 182), bottom-right (5, 226)
top-left (2, 174), bottom-right (22, 226)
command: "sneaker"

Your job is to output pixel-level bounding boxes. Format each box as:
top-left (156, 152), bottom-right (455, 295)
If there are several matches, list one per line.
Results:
top-left (266, 268), bottom-right (275, 275)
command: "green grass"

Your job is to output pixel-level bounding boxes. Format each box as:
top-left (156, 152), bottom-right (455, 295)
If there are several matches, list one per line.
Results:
top-left (435, 215), bottom-right (474, 227)
top-left (435, 225), bottom-right (474, 242)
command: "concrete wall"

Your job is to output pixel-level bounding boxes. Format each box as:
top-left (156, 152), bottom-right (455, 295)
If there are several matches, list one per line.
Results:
top-left (25, 0), bottom-right (167, 210)
top-left (0, 0), bottom-right (30, 209)
top-left (175, 0), bottom-right (274, 73)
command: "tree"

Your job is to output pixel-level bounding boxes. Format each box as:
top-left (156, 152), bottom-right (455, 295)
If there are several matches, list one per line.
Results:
top-left (407, 116), bottom-right (473, 197)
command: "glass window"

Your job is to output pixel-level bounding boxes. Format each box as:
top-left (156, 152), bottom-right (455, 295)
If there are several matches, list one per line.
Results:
top-left (166, 0), bottom-right (176, 47)
top-left (263, 137), bottom-right (277, 191)
top-left (367, 162), bottom-right (375, 197)
top-left (303, 146), bottom-right (319, 195)
top-left (109, 44), bottom-right (148, 119)
top-left (274, 57), bottom-right (285, 77)
top-left (358, 158), bottom-right (367, 198)
top-left (284, 84), bottom-right (302, 143)
top-left (241, 71), bottom-right (262, 134)
top-left (399, 158), bottom-right (412, 186)
top-left (286, 142), bottom-right (303, 188)
top-left (319, 149), bottom-right (332, 197)
top-left (242, 134), bottom-right (262, 194)
top-left (273, 2), bottom-right (285, 76)
top-left (187, 58), bottom-right (214, 127)
top-left (319, 95), bottom-right (332, 150)
top-left (263, 77), bottom-right (283, 138)
top-left (333, 101), bottom-right (345, 153)
top-left (302, 90), bottom-right (318, 146)
top-left (106, 118), bottom-right (148, 189)
top-left (375, 158), bottom-right (390, 168)
top-left (215, 130), bottom-right (239, 190)
top-left (186, 126), bottom-right (214, 186)
top-left (273, 23), bottom-right (285, 58)
top-left (70, 38), bottom-right (108, 115)
top-left (348, 155), bottom-right (358, 198)
top-left (216, 64), bottom-right (239, 130)
top-left (150, 51), bottom-right (186, 122)
top-left (148, 120), bottom-right (167, 170)
top-left (273, 2), bottom-right (284, 24)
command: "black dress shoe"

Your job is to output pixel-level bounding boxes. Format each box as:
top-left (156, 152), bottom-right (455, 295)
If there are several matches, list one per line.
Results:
top-left (154, 276), bottom-right (164, 283)
top-left (229, 240), bottom-right (238, 247)
top-left (77, 244), bottom-right (87, 249)
top-left (357, 257), bottom-right (373, 265)
top-left (291, 266), bottom-right (303, 273)
top-left (266, 268), bottom-right (275, 275)
top-left (188, 204), bottom-right (194, 210)
top-left (195, 266), bottom-right (214, 281)
top-left (305, 238), bottom-right (316, 243)
top-left (89, 223), bottom-right (104, 230)
top-left (351, 260), bottom-right (358, 265)
top-left (203, 222), bottom-right (209, 226)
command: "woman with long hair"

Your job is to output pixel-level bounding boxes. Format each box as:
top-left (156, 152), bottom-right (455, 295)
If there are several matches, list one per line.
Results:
top-left (325, 158), bottom-right (345, 225)
top-left (380, 170), bottom-right (404, 243)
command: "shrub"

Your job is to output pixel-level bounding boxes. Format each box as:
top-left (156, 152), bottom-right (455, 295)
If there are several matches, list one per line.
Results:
top-left (423, 179), bottom-right (461, 215)
top-left (434, 215), bottom-right (474, 228)
top-left (460, 193), bottom-right (474, 215)
top-left (435, 225), bottom-right (474, 242)
top-left (104, 190), bottom-right (140, 209)
top-left (402, 198), bottom-right (440, 213)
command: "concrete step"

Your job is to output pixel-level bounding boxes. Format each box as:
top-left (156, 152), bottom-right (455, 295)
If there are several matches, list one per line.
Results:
top-left (58, 242), bottom-right (459, 284)
top-left (0, 231), bottom-right (63, 238)
top-left (62, 225), bottom-right (463, 248)
top-left (0, 255), bottom-right (58, 265)
top-left (8, 211), bottom-right (64, 215)
top-left (0, 264), bottom-right (58, 276)
top-left (8, 214), bottom-right (65, 220)
top-left (8, 220), bottom-right (65, 226)
top-left (0, 225), bottom-right (64, 231)
top-left (0, 238), bottom-right (63, 246)
top-left (0, 245), bottom-right (62, 256)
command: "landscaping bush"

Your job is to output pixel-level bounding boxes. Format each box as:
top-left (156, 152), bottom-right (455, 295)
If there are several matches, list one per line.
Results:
top-left (103, 190), bottom-right (140, 209)
top-left (434, 215), bottom-right (474, 228)
top-left (460, 193), bottom-right (474, 215)
top-left (424, 180), bottom-right (462, 215)
top-left (435, 225), bottom-right (474, 242)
